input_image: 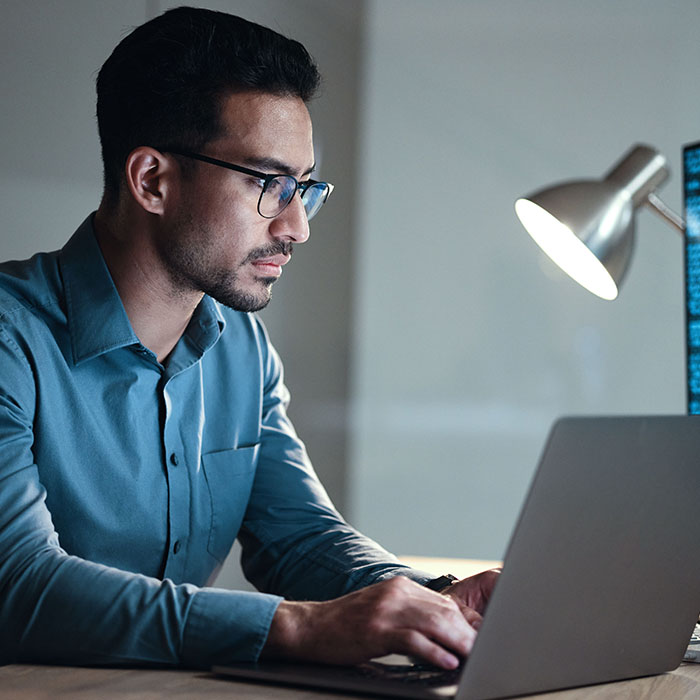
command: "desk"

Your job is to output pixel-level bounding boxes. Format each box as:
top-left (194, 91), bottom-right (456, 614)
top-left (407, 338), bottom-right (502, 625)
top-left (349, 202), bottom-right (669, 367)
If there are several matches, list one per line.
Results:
top-left (2, 663), bottom-right (700, 699)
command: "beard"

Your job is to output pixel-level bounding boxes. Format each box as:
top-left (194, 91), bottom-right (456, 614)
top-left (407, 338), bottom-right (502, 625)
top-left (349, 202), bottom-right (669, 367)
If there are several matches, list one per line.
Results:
top-left (159, 214), bottom-right (293, 313)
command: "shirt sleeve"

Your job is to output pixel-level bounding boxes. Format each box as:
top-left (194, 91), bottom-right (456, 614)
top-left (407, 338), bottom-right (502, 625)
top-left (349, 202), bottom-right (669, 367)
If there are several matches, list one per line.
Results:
top-left (238, 319), bottom-right (434, 600)
top-left (0, 324), bottom-right (282, 668)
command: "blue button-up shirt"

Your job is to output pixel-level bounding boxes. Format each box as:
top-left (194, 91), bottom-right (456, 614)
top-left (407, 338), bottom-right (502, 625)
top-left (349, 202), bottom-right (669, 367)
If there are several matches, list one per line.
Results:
top-left (0, 215), bottom-right (427, 668)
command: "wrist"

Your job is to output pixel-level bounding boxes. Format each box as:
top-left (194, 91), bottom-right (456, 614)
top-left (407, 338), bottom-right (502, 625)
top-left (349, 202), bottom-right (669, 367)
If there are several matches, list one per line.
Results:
top-left (262, 600), bottom-right (317, 659)
top-left (262, 601), bottom-right (297, 658)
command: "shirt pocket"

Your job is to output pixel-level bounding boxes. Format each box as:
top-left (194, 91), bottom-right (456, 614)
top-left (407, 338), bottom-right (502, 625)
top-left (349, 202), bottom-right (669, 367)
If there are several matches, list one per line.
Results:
top-left (202, 444), bottom-right (259, 563)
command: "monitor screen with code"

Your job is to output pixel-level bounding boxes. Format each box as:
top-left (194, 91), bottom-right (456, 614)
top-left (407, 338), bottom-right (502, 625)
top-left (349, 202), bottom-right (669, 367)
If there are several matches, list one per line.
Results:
top-left (683, 141), bottom-right (700, 414)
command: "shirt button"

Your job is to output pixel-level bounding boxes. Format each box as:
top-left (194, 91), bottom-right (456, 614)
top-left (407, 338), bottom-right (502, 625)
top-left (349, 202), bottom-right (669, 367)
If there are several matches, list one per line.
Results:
top-left (173, 540), bottom-right (182, 554)
top-left (169, 453), bottom-right (179, 467)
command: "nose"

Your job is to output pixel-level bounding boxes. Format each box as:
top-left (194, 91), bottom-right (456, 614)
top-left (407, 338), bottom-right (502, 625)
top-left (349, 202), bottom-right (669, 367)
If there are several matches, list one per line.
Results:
top-left (268, 191), bottom-right (310, 244)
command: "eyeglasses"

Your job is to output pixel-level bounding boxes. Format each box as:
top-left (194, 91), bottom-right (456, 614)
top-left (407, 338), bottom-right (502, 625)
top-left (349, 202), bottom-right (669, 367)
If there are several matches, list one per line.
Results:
top-left (167, 149), bottom-right (334, 221)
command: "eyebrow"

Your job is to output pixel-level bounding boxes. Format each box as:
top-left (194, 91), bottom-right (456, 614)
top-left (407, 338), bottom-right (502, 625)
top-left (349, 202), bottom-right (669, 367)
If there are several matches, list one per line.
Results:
top-left (242, 156), bottom-right (316, 178)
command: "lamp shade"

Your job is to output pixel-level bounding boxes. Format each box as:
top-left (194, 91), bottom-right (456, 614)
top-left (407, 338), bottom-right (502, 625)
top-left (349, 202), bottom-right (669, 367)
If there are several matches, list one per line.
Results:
top-left (515, 144), bottom-right (669, 300)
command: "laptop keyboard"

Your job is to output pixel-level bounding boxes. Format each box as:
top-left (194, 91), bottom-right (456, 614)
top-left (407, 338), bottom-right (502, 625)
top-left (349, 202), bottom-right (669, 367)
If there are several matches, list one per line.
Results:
top-left (683, 623), bottom-right (700, 662)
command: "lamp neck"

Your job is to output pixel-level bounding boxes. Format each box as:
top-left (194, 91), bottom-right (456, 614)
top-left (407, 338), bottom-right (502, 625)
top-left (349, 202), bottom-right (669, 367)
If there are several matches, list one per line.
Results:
top-left (604, 144), bottom-right (669, 207)
top-left (645, 192), bottom-right (685, 234)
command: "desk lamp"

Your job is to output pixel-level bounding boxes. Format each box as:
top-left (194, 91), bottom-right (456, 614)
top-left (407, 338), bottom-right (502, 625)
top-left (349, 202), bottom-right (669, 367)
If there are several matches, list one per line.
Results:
top-left (514, 144), bottom-right (684, 301)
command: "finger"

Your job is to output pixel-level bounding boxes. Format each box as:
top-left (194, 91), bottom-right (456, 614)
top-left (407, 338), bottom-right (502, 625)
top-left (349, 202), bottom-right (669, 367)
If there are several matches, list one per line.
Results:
top-left (446, 569), bottom-right (500, 613)
top-left (412, 599), bottom-right (478, 659)
top-left (370, 579), bottom-right (476, 661)
top-left (392, 629), bottom-right (462, 670)
top-left (447, 593), bottom-right (484, 629)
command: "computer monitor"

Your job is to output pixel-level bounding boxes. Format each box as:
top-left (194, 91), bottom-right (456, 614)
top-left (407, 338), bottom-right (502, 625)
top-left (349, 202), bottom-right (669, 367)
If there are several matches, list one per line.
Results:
top-left (683, 141), bottom-right (700, 414)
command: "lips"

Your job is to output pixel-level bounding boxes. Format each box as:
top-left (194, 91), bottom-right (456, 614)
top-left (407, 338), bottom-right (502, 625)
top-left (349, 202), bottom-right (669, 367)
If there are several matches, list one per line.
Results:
top-left (251, 254), bottom-right (290, 276)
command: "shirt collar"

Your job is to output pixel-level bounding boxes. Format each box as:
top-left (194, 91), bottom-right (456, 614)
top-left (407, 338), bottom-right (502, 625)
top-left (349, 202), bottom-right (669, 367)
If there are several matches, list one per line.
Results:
top-left (59, 214), bottom-right (227, 367)
top-left (59, 214), bottom-right (140, 365)
top-left (186, 295), bottom-right (227, 351)
top-left (165, 296), bottom-right (227, 378)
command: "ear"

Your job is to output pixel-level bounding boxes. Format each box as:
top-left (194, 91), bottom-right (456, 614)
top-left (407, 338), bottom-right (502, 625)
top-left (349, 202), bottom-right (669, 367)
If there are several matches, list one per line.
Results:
top-left (124, 147), bottom-right (176, 215)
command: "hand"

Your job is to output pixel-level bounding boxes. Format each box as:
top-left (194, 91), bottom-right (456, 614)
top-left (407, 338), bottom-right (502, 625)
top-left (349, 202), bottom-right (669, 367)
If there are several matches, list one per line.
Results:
top-left (442, 568), bottom-right (501, 631)
top-left (262, 576), bottom-right (477, 669)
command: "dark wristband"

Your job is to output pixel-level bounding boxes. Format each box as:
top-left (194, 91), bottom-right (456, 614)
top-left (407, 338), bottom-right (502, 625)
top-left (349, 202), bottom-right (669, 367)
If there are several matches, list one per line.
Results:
top-left (425, 574), bottom-right (458, 592)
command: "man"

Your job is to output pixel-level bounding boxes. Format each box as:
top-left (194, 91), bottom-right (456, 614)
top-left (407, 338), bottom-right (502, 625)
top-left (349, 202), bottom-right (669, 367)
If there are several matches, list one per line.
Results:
top-left (0, 7), bottom-right (497, 670)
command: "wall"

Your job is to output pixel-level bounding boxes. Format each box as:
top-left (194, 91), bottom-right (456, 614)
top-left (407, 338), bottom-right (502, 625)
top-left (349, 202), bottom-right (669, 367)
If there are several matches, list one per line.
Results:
top-left (350, 0), bottom-right (700, 559)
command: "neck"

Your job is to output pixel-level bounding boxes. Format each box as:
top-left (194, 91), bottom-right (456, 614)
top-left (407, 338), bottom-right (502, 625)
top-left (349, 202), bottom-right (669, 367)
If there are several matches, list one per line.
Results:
top-left (93, 204), bottom-right (203, 363)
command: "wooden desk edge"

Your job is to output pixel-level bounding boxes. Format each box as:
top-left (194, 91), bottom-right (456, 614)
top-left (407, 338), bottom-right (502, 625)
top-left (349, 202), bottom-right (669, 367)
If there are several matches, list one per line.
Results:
top-left (2, 662), bottom-right (700, 699)
top-left (398, 555), bottom-right (502, 579)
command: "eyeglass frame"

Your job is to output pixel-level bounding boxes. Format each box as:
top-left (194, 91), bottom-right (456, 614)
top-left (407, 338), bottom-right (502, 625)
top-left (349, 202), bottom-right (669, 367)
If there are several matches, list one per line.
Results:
top-left (165, 148), bottom-right (334, 220)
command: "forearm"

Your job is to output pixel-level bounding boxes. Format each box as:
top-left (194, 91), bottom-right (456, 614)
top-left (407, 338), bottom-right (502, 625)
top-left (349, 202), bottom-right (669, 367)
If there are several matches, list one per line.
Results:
top-left (242, 408), bottom-right (432, 597)
top-left (0, 466), bottom-right (282, 668)
top-left (239, 517), bottom-right (433, 600)
top-left (2, 544), bottom-right (282, 667)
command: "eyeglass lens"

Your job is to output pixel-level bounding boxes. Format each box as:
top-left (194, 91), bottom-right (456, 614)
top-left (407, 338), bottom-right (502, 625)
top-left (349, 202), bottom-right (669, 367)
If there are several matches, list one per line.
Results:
top-left (260, 176), bottom-right (330, 221)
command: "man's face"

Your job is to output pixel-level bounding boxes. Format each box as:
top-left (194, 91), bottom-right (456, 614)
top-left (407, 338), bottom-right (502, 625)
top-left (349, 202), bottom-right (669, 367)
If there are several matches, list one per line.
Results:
top-left (159, 91), bottom-right (315, 311)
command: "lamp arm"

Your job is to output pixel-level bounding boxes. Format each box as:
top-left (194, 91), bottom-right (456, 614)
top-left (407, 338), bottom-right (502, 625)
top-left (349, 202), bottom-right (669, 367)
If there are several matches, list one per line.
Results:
top-left (645, 192), bottom-right (685, 235)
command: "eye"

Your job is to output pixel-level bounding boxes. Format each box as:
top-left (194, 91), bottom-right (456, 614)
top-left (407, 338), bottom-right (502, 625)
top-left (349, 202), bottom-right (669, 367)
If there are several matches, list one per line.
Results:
top-left (265, 177), bottom-right (285, 194)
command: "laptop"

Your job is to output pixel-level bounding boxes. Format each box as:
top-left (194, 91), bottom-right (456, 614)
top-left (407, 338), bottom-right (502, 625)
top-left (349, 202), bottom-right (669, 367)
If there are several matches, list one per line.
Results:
top-left (214, 415), bottom-right (700, 699)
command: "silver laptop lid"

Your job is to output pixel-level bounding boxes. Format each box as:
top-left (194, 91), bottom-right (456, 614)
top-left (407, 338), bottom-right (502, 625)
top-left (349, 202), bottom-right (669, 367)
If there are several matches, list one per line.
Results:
top-left (460, 415), bottom-right (700, 699)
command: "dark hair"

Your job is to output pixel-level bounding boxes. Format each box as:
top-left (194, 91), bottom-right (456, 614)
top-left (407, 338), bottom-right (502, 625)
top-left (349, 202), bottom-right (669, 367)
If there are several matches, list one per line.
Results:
top-left (96, 6), bottom-right (320, 199)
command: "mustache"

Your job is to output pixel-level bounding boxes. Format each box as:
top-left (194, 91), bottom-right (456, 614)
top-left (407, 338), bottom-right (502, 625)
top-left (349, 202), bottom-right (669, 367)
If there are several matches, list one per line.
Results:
top-left (243, 241), bottom-right (294, 265)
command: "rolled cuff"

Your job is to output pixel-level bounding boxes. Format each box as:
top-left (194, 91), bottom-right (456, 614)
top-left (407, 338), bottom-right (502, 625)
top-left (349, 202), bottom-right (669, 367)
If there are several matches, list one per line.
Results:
top-left (182, 587), bottom-right (282, 668)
